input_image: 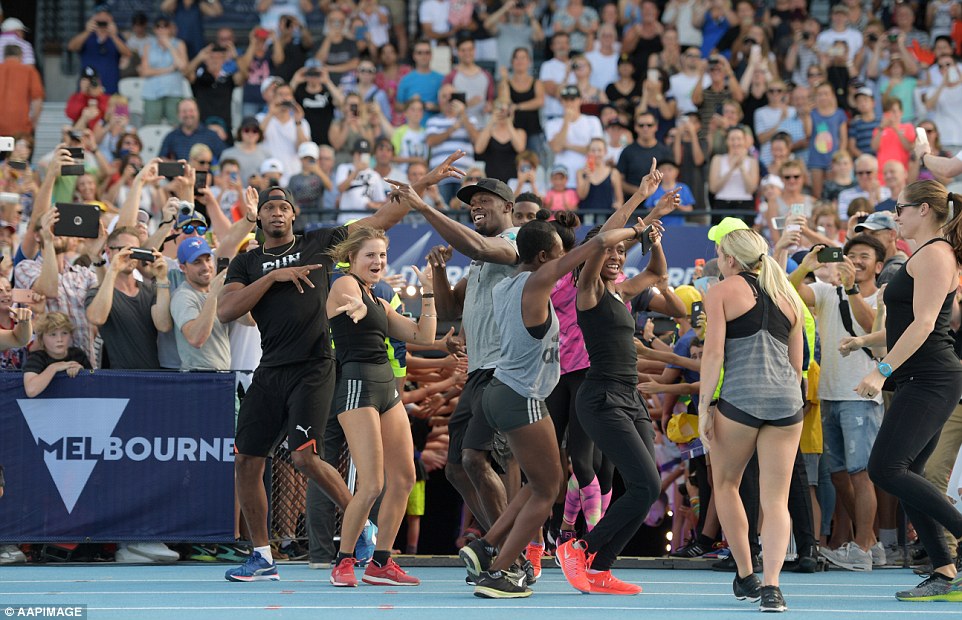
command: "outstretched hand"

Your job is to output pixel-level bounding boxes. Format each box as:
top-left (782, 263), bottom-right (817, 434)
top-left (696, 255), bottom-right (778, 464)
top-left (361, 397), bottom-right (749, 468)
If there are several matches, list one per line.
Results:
top-left (336, 295), bottom-right (367, 323)
top-left (638, 158), bottom-right (664, 199)
top-left (418, 150), bottom-right (467, 189)
top-left (272, 264), bottom-right (322, 293)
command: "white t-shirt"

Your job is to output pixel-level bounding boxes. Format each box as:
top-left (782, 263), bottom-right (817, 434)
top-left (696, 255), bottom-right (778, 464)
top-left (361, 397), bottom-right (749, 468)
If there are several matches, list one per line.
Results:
top-left (816, 28), bottom-right (863, 62)
top-left (261, 116), bottom-right (311, 184)
top-left (334, 165), bottom-right (390, 224)
top-left (419, 0), bottom-right (451, 39)
top-left (932, 80), bottom-right (962, 147)
top-left (539, 58), bottom-right (573, 119)
top-left (669, 72), bottom-right (711, 115)
top-left (584, 50), bottom-right (618, 91)
top-left (544, 114), bottom-right (604, 188)
top-left (230, 322), bottom-right (261, 391)
top-left (810, 281), bottom-right (882, 403)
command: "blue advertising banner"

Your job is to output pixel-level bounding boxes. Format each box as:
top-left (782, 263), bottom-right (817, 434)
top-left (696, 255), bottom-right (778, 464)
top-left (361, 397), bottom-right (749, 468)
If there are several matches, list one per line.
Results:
top-left (383, 223), bottom-right (717, 288)
top-left (0, 371), bottom-right (236, 542)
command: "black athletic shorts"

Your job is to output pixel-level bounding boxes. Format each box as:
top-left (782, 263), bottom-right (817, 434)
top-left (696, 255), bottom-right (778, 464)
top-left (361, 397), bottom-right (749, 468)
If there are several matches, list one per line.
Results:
top-left (447, 368), bottom-right (497, 465)
top-left (482, 378), bottom-right (548, 433)
top-left (717, 399), bottom-right (804, 429)
top-left (235, 360), bottom-right (335, 457)
top-left (334, 361), bottom-right (402, 415)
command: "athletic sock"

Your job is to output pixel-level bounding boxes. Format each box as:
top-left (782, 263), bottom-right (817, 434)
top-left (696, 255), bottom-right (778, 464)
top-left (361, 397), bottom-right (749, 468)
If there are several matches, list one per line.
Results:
top-left (600, 490), bottom-right (612, 517)
top-left (581, 476), bottom-right (602, 531)
top-left (336, 551), bottom-right (353, 565)
top-left (696, 533), bottom-right (715, 549)
top-left (879, 529), bottom-right (898, 546)
top-left (549, 502), bottom-right (564, 531)
top-left (563, 474), bottom-right (580, 527)
top-left (255, 545), bottom-right (273, 564)
top-left (480, 538), bottom-right (497, 557)
top-left (372, 550), bottom-right (391, 567)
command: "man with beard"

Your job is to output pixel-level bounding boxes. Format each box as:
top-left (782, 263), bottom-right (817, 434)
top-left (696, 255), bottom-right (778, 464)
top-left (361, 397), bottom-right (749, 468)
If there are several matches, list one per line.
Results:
top-left (218, 154), bottom-right (465, 582)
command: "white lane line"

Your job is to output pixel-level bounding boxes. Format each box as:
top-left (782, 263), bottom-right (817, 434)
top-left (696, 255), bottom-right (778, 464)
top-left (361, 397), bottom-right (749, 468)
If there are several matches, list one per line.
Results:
top-left (68, 606), bottom-right (962, 615)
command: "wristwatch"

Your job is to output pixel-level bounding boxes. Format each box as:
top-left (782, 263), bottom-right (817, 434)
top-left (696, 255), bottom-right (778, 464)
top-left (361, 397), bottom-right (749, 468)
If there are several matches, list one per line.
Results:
top-left (878, 362), bottom-right (893, 378)
top-left (845, 283), bottom-right (860, 295)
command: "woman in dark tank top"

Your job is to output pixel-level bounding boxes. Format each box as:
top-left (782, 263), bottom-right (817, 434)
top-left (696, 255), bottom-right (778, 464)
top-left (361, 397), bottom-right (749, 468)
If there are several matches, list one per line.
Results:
top-left (842, 180), bottom-right (962, 601)
top-left (503, 48), bottom-right (545, 154)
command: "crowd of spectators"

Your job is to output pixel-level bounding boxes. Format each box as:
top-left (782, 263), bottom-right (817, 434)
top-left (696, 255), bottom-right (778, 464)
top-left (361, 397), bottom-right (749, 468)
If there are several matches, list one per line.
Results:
top-left (2, 0), bottom-right (962, 571)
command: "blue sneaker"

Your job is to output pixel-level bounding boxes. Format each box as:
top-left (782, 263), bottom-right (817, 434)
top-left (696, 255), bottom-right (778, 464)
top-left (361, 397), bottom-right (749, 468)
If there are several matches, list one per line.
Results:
top-left (225, 551), bottom-right (279, 582)
top-left (355, 520), bottom-right (378, 567)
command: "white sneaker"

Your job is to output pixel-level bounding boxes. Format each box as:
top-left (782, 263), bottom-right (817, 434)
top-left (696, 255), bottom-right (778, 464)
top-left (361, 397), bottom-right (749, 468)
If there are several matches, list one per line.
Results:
top-left (871, 541), bottom-right (887, 567)
top-left (821, 542), bottom-right (872, 571)
top-left (117, 542), bottom-right (179, 563)
top-left (0, 544), bottom-right (26, 564)
top-left (308, 560), bottom-right (331, 569)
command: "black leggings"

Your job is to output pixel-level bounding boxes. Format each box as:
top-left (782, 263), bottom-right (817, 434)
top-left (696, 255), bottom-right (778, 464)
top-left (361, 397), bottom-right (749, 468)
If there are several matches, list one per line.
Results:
top-left (578, 379), bottom-right (660, 571)
top-left (547, 369), bottom-right (598, 488)
top-left (868, 372), bottom-right (962, 569)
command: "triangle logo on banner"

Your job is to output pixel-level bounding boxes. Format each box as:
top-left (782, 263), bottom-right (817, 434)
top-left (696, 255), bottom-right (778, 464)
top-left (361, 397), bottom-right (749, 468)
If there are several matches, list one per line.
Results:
top-left (18, 399), bottom-right (129, 514)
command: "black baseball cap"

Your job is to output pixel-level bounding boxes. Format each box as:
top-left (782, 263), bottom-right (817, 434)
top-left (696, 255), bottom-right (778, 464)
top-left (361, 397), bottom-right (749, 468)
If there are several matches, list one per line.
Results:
top-left (257, 186), bottom-right (296, 210)
top-left (352, 139), bottom-right (372, 154)
top-left (456, 178), bottom-right (514, 205)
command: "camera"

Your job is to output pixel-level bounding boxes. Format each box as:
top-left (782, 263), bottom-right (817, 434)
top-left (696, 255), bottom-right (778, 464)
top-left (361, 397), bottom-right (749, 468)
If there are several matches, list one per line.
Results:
top-left (0, 137), bottom-right (14, 152)
top-left (179, 201), bottom-right (194, 216)
top-left (95, 20), bottom-right (108, 28)
top-left (867, 33), bottom-right (878, 44)
top-left (802, 31), bottom-right (812, 41)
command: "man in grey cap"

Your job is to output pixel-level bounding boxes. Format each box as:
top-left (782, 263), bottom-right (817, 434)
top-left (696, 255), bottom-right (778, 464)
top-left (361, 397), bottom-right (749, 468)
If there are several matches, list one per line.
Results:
top-left (854, 211), bottom-right (907, 286)
top-left (413, 176), bottom-right (520, 560)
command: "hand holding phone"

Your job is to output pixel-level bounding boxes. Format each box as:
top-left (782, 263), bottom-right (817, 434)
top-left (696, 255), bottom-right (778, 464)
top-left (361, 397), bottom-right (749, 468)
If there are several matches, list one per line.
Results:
top-left (158, 162), bottom-right (186, 178)
top-left (129, 248), bottom-right (156, 263)
top-left (916, 127), bottom-right (929, 146)
top-left (690, 300), bottom-right (704, 320)
top-left (639, 224), bottom-right (654, 255)
top-left (816, 246), bottom-right (844, 263)
top-left (11, 289), bottom-right (33, 305)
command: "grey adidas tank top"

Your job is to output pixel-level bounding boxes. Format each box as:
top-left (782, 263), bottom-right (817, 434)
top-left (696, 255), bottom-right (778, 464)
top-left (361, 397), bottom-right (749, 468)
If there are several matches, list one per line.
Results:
top-left (492, 271), bottom-right (561, 400)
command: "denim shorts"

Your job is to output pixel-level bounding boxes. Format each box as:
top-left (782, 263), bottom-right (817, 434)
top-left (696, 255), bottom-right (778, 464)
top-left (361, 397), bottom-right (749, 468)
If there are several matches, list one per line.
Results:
top-left (821, 399), bottom-right (884, 474)
top-left (802, 453), bottom-right (820, 487)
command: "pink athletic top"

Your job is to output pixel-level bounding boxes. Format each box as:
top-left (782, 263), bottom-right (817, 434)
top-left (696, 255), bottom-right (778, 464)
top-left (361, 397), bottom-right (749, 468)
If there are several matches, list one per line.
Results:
top-left (551, 271), bottom-right (631, 375)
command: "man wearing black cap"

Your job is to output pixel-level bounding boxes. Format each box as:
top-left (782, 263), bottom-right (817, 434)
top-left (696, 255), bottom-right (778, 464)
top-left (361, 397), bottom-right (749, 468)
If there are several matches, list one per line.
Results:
top-left (545, 85), bottom-right (603, 189)
top-left (413, 176), bottom-right (520, 555)
top-left (218, 155), bottom-right (464, 582)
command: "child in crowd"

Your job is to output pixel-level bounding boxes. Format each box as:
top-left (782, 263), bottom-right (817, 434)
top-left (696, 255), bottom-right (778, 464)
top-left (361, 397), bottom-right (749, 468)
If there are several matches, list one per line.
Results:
top-left (806, 82), bottom-right (848, 199)
top-left (22, 312), bottom-right (92, 398)
top-left (643, 160), bottom-right (695, 226)
top-left (543, 165), bottom-right (580, 211)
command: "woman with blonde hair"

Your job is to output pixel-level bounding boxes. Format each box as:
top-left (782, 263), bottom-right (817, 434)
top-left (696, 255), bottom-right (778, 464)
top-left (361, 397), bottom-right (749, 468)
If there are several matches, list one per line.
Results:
top-left (699, 228), bottom-right (805, 612)
top-left (326, 226), bottom-right (437, 588)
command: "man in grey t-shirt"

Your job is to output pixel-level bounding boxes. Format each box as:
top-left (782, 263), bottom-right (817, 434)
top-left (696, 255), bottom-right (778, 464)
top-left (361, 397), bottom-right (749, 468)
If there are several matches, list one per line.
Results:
top-left (170, 237), bottom-right (232, 371)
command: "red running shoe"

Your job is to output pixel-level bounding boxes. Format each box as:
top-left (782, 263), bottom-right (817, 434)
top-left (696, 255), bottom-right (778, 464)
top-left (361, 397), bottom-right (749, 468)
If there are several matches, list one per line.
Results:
top-left (584, 570), bottom-right (643, 595)
top-left (557, 539), bottom-right (591, 592)
top-left (330, 557), bottom-right (358, 587)
top-left (362, 558), bottom-right (421, 586)
top-left (526, 543), bottom-right (544, 581)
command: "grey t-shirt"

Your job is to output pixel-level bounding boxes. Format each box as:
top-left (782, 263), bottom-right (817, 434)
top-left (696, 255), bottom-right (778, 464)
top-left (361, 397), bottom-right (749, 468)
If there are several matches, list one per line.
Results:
top-left (171, 281), bottom-right (232, 371)
top-left (462, 227), bottom-right (519, 373)
top-left (84, 280), bottom-right (161, 370)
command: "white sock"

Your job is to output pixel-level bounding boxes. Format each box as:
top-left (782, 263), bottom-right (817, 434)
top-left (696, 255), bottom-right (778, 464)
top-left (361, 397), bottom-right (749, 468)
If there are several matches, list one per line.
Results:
top-left (879, 529), bottom-right (897, 546)
top-left (255, 545), bottom-right (273, 563)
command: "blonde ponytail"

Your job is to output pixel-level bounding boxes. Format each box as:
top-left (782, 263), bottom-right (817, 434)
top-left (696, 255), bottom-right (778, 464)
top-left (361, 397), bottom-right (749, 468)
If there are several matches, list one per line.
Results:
top-left (757, 254), bottom-right (805, 330)
top-left (719, 229), bottom-right (804, 329)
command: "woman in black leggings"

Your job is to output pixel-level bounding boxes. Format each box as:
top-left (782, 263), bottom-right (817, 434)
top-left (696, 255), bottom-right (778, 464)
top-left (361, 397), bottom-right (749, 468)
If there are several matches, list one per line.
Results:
top-left (845, 180), bottom-right (962, 601)
top-left (556, 214), bottom-right (673, 595)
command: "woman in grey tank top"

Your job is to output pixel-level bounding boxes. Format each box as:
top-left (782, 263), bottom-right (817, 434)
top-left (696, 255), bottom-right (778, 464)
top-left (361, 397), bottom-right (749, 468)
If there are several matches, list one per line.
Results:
top-left (465, 218), bottom-right (648, 599)
top-left (698, 229), bottom-right (805, 613)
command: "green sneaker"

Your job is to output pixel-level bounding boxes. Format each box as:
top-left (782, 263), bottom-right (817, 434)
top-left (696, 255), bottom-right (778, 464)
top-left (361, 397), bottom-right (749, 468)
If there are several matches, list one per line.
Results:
top-left (896, 575), bottom-right (962, 601)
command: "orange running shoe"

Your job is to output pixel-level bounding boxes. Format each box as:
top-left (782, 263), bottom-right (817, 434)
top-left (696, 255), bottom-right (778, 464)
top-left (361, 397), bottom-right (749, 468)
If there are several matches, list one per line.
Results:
top-left (362, 558), bottom-right (421, 586)
top-left (525, 543), bottom-right (544, 581)
top-left (330, 557), bottom-right (358, 587)
top-left (556, 539), bottom-right (590, 592)
top-left (584, 570), bottom-right (643, 595)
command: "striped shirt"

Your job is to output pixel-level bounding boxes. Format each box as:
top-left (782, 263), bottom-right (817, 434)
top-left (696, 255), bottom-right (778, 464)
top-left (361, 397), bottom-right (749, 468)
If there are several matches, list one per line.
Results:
top-left (425, 113), bottom-right (477, 171)
top-left (849, 117), bottom-right (880, 155)
top-left (14, 258), bottom-right (99, 365)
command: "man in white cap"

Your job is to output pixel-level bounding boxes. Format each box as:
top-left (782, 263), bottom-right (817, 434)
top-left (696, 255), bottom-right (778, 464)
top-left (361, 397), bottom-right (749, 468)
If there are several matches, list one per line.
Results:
top-left (0, 17), bottom-right (33, 65)
top-left (259, 158), bottom-right (285, 188)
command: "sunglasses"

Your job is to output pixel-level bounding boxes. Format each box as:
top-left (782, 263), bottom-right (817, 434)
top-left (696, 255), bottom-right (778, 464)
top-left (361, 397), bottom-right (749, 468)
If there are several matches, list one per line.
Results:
top-left (180, 224), bottom-right (208, 235)
top-left (781, 174), bottom-right (801, 180)
top-left (637, 122), bottom-right (655, 128)
top-left (358, 67), bottom-right (376, 73)
top-left (242, 127), bottom-right (259, 133)
top-left (895, 202), bottom-right (922, 216)
top-left (808, 72), bottom-right (822, 77)
top-left (194, 160), bottom-right (211, 166)
top-left (856, 170), bottom-right (875, 176)
top-left (769, 89), bottom-right (785, 93)
top-left (414, 50), bottom-right (431, 55)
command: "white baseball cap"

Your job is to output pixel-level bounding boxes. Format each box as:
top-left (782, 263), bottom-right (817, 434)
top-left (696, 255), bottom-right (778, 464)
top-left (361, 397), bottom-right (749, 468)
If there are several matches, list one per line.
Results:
top-left (259, 158), bottom-right (284, 175)
top-left (1, 18), bottom-right (27, 32)
top-left (297, 142), bottom-right (320, 160)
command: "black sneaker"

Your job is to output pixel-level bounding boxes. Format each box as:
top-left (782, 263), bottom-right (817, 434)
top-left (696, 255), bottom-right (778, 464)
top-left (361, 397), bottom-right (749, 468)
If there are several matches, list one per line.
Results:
top-left (733, 573), bottom-right (762, 602)
top-left (794, 547), bottom-right (818, 573)
top-left (279, 540), bottom-right (308, 561)
top-left (759, 585), bottom-right (787, 612)
top-left (518, 557), bottom-right (537, 585)
top-left (465, 575), bottom-right (477, 586)
top-left (474, 570), bottom-right (533, 599)
top-left (670, 540), bottom-right (708, 558)
top-left (459, 538), bottom-right (495, 580)
top-left (712, 553), bottom-right (762, 573)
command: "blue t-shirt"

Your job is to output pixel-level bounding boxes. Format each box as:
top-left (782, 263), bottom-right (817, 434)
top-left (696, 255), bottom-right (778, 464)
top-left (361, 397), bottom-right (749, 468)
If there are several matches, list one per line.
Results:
top-left (807, 109), bottom-right (847, 170)
top-left (397, 71), bottom-right (444, 114)
top-left (80, 34), bottom-right (124, 94)
top-left (669, 328), bottom-right (701, 408)
top-left (644, 183), bottom-right (696, 227)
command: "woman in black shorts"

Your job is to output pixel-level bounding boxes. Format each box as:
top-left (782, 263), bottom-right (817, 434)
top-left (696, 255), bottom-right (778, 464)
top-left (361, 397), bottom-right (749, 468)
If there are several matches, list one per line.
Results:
top-left (846, 181), bottom-right (962, 602)
top-left (699, 229), bottom-right (805, 613)
top-left (325, 227), bottom-right (437, 588)
top-left (459, 218), bottom-right (647, 599)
